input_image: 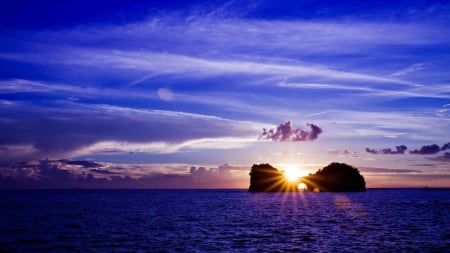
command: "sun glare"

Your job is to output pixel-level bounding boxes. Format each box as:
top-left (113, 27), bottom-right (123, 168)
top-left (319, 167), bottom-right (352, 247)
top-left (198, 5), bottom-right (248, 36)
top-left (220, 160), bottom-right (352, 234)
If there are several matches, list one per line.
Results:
top-left (298, 183), bottom-right (307, 190)
top-left (283, 165), bottom-right (302, 182)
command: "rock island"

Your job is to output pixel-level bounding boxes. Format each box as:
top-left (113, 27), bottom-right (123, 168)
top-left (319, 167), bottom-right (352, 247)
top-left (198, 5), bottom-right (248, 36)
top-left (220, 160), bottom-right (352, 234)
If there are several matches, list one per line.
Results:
top-left (249, 162), bottom-right (366, 192)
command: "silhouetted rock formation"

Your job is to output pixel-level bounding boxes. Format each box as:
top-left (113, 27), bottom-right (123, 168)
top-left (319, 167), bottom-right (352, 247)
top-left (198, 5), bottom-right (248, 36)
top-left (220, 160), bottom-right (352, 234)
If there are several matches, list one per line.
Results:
top-left (248, 164), bottom-right (299, 192)
top-left (302, 162), bottom-right (366, 192)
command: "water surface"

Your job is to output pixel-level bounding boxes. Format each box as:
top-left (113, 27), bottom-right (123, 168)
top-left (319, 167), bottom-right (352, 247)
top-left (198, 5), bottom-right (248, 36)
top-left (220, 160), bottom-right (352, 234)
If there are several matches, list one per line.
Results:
top-left (1, 189), bottom-right (449, 252)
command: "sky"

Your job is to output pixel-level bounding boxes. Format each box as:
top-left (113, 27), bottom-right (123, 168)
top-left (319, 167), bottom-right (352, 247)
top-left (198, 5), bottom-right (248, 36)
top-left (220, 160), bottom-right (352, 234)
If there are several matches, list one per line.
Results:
top-left (0, 0), bottom-right (449, 188)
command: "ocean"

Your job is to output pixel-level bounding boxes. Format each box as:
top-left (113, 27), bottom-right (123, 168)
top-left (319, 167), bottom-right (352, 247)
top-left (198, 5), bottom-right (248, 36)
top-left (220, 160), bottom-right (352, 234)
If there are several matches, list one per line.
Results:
top-left (1, 189), bottom-right (449, 252)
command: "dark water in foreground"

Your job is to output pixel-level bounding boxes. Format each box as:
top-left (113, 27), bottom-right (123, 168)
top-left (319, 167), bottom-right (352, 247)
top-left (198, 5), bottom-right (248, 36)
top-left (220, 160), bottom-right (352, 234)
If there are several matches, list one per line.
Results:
top-left (1, 189), bottom-right (449, 252)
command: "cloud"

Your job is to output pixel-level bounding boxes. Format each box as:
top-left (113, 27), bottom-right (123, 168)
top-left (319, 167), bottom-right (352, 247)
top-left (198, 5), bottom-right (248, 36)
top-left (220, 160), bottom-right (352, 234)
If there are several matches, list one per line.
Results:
top-left (359, 167), bottom-right (419, 173)
top-left (410, 144), bottom-right (441, 155)
top-left (278, 81), bottom-right (450, 99)
top-left (0, 9), bottom-right (449, 102)
top-left (0, 102), bottom-right (260, 162)
top-left (383, 132), bottom-right (406, 138)
top-left (365, 148), bottom-right (378, 154)
top-left (305, 110), bottom-right (336, 118)
top-left (366, 143), bottom-right (450, 156)
top-left (0, 79), bottom-right (156, 100)
top-left (30, 16), bottom-right (449, 55)
top-left (0, 80), bottom-right (292, 122)
top-left (436, 104), bottom-right (450, 118)
top-left (90, 168), bottom-right (121, 175)
top-left (259, 121), bottom-right (322, 142)
top-left (428, 152), bottom-right (450, 162)
top-left (343, 150), bottom-right (361, 158)
top-left (0, 4), bottom-right (449, 178)
top-left (187, 163), bottom-right (248, 185)
top-left (78, 137), bottom-right (256, 156)
top-left (390, 63), bottom-right (426, 77)
top-left (1, 48), bottom-right (415, 87)
top-left (325, 110), bottom-right (447, 140)
top-left (365, 145), bottom-right (407, 154)
top-left (62, 159), bottom-right (104, 168)
top-left (3, 16), bottom-right (441, 92)
top-left (0, 160), bottom-right (249, 189)
top-left (442, 142), bottom-right (450, 151)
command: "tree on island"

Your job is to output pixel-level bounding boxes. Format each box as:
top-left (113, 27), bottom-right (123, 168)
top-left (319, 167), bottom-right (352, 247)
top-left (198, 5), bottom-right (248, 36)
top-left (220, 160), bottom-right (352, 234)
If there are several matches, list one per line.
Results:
top-left (302, 162), bottom-right (366, 192)
top-left (248, 162), bottom-right (366, 192)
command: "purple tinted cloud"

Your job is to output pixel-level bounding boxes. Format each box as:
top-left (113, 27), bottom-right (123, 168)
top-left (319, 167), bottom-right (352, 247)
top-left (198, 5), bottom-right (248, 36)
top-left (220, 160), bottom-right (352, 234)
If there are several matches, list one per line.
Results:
top-left (410, 144), bottom-right (441, 155)
top-left (365, 145), bottom-right (407, 154)
top-left (0, 160), bottom-right (248, 189)
top-left (365, 148), bottom-right (378, 154)
top-left (366, 143), bottom-right (450, 156)
top-left (259, 121), bottom-right (322, 142)
top-left (428, 152), bottom-right (450, 162)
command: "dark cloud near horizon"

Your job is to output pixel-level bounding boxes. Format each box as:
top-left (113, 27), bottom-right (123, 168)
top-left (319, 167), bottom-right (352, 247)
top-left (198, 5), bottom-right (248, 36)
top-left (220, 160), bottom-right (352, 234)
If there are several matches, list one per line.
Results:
top-left (366, 143), bottom-right (450, 155)
top-left (0, 159), bottom-right (249, 189)
top-left (410, 144), bottom-right (441, 155)
top-left (259, 121), bottom-right (322, 142)
top-left (365, 145), bottom-right (407, 155)
top-left (427, 152), bottom-right (450, 162)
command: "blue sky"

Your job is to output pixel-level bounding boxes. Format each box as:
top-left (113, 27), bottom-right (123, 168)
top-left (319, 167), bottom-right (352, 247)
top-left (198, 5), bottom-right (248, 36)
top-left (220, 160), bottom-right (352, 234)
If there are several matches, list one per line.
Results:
top-left (0, 0), bottom-right (449, 188)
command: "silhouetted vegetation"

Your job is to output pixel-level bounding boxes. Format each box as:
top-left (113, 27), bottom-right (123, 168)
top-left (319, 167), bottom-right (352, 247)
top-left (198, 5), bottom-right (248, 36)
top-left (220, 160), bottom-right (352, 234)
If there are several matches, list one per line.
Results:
top-left (248, 164), bottom-right (299, 192)
top-left (302, 162), bottom-right (366, 192)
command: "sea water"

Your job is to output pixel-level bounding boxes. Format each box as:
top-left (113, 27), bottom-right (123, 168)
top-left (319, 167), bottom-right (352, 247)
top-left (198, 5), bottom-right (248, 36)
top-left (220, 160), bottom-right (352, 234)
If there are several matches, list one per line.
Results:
top-left (1, 189), bottom-right (449, 252)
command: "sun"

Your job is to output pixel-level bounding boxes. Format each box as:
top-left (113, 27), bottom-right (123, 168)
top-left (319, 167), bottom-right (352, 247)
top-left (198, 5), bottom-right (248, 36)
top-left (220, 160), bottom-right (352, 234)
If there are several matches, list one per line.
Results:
top-left (283, 165), bottom-right (302, 182)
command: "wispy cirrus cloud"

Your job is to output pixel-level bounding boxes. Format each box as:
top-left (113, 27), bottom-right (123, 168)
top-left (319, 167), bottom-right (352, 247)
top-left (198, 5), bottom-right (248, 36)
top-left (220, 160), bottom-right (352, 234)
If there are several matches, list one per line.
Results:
top-left (390, 63), bottom-right (427, 77)
top-left (278, 81), bottom-right (450, 99)
top-left (77, 137), bottom-right (257, 157)
top-left (27, 17), bottom-right (449, 54)
top-left (3, 14), bottom-right (448, 90)
top-left (0, 79), bottom-right (155, 99)
top-left (1, 13), bottom-right (448, 111)
top-left (311, 109), bottom-right (447, 141)
top-left (0, 79), bottom-right (291, 121)
top-left (0, 48), bottom-right (414, 86)
top-left (436, 104), bottom-right (450, 118)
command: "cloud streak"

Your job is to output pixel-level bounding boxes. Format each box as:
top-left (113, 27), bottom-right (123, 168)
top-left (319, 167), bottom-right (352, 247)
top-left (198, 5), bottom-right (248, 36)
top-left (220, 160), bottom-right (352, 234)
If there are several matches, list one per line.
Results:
top-left (0, 48), bottom-right (415, 87)
top-left (0, 102), bottom-right (260, 162)
top-left (390, 63), bottom-right (426, 77)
